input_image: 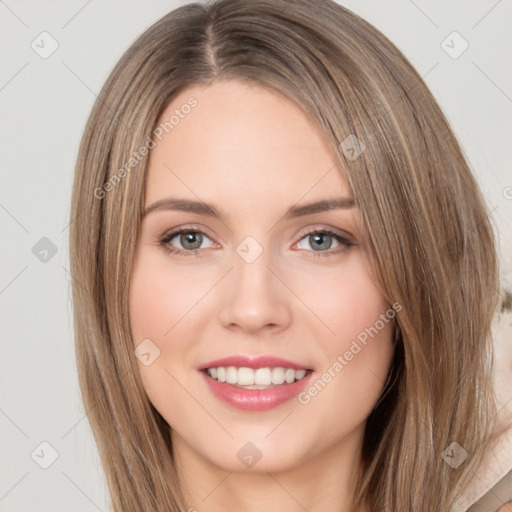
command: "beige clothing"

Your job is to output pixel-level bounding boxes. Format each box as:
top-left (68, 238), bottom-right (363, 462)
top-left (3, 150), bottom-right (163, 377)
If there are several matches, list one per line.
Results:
top-left (456, 310), bottom-right (512, 512)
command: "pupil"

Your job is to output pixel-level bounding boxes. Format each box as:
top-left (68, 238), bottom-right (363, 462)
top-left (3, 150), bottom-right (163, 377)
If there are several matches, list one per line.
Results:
top-left (181, 232), bottom-right (202, 250)
top-left (311, 233), bottom-right (331, 251)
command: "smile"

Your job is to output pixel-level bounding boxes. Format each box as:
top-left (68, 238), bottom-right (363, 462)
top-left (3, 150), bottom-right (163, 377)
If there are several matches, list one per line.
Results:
top-left (199, 356), bottom-right (314, 411)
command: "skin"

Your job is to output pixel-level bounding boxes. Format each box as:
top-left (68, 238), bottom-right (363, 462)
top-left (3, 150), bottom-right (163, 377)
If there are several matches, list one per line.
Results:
top-left (129, 79), bottom-right (395, 512)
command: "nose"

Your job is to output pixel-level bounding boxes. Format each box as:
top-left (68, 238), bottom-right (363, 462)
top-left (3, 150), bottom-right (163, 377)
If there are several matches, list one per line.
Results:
top-left (218, 249), bottom-right (292, 335)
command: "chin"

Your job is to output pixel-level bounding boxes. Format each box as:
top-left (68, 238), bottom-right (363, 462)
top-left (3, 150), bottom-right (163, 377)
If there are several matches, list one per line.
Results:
top-left (209, 446), bottom-right (305, 474)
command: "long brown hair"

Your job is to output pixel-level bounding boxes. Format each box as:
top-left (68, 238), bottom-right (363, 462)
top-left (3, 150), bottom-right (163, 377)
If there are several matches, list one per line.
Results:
top-left (69, 1), bottom-right (500, 510)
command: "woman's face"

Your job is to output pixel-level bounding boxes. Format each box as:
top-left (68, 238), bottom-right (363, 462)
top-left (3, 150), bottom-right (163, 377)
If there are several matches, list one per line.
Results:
top-left (129, 79), bottom-right (395, 473)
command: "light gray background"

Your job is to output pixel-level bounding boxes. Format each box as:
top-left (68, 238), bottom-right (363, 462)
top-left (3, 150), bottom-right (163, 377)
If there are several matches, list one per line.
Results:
top-left (1, 1), bottom-right (511, 510)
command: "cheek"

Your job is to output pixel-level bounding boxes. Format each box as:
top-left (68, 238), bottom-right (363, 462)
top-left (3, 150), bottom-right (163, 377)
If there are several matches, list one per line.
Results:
top-left (129, 255), bottom-right (217, 398)
top-left (297, 260), bottom-right (391, 345)
top-left (297, 262), bottom-right (395, 405)
top-left (130, 274), bottom-right (177, 342)
top-left (129, 256), bottom-right (209, 343)
top-left (129, 259), bottom-right (192, 410)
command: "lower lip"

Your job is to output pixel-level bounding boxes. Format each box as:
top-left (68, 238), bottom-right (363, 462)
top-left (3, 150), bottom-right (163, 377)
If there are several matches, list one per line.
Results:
top-left (200, 371), bottom-right (313, 411)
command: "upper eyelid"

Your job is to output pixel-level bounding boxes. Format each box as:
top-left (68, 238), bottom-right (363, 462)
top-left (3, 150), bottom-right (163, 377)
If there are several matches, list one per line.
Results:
top-left (298, 225), bottom-right (354, 240)
top-left (160, 224), bottom-right (216, 243)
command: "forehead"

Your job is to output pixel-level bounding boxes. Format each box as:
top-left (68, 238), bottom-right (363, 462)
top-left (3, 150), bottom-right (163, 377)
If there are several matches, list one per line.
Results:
top-left (145, 79), bottom-right (350, 208)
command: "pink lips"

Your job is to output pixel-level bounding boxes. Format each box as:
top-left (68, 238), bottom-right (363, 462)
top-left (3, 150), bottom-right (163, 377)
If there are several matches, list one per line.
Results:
top-left (199, 355), bottom-right (313, 411)
top-left (199, 355), bottom-right (310, 371)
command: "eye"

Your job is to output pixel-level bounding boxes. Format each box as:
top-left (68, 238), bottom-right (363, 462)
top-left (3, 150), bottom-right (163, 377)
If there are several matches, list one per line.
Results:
top-left (158, 226), bottom-right (355, 258)
top-left (295, 228), bottom-right (354, 256)
top-left (159, 228), bottom-right (215, 257)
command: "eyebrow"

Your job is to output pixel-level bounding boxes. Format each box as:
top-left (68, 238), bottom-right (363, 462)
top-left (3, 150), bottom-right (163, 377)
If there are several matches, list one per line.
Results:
top-left (143, 196), bottom-right (356, 221)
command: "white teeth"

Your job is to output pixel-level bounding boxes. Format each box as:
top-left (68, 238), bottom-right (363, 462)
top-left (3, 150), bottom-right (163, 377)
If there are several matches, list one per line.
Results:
top-left (226, 366), bottom-right (238, 384)
top-left (271, 367), bottom-right (285, 385)
top-left (237, 367), bottom-right (255, 385)
top-left (205, 366), bottom-right (309, 386)
top-left (254, 367), bottom-right (272, 385)
top-left (295, 369), bottom-right (307, 380)
top-left (285, 368), bottom-right (295, 384)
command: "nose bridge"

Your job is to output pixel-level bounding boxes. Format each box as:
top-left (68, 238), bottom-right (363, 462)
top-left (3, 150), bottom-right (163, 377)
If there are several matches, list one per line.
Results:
top-left (235, 243), bottom-right (273, 294)
top-left (218, 235), bottom-right (291, 332)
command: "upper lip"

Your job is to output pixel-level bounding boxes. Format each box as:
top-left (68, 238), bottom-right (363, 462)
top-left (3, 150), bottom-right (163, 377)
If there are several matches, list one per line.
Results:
top-left (199, 355), bottom-right (312, 371)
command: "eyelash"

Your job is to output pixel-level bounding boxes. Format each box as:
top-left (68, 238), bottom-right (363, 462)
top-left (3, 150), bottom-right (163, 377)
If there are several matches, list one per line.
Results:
top-left (158, 226), bottom-right (355, 259)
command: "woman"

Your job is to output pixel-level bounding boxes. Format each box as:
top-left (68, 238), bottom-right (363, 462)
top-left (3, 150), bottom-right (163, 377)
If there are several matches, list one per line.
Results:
top-left (68, 1), bottom-right (503, 510)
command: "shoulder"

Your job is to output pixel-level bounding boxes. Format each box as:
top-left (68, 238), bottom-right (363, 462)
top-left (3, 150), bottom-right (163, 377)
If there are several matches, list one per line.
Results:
top-left (465, 468), bottom-right (512, 511)
top-left (460, 309), bottom-right (512, 512)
